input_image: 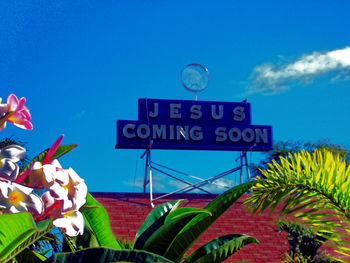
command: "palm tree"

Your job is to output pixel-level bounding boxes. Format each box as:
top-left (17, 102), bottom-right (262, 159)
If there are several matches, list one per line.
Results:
top-left (244, 149), bottom-right (350, 262)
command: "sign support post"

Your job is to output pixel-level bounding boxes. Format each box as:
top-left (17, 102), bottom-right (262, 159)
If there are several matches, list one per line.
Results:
top-left (141, 147), bottom-right (253, 206)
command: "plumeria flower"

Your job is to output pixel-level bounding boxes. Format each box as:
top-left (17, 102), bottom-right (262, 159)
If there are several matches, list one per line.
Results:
top-left (53, 209), bottom-right (85, 236)
top-left (0, 145), bottom-right (26, 181)
top-left (28, 158), bottom-right (87, 211)
top-left (41, 190), bottom-right (85, 236)
top-left (0, 94), bottom-right (33, 131)
top-left (26, 159), bottom-right (63, 188)
top-left (0, 181), bottom-right (44, 216)
top-left (0, 98), bottom-right (7, 130)
top-left (50, 166), bottom-right (87, 210)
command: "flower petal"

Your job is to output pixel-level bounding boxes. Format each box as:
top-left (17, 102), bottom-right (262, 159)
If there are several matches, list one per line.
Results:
top-left (16, 97), bottom-right (26, 112)
top-left (43, 135), bottom-right (64, 165)
top-left (0, 159), bottom-right (19, 181)
top-left (0, 145), bottom-right (26, 162)
top-left (6, 94), bottom-right (19, 112)
top-left (49, 183), bottom-right (68, 200)
top-left (53, 210), bottom-right (84, 236)
top-left (42, 191), bottom-right (56, 208)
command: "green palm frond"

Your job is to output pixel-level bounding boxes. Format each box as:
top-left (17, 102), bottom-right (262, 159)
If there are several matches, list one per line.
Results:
top-left (244, 149), bottom-right (350, 261)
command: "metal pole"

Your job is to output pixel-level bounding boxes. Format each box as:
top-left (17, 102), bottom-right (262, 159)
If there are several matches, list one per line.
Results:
top-left (244, 152), bottom-right (251, 181)
top-left (240, 152), bottom-right (243, 184)
top-left (148, 150), bottom-right (154, 207)
top-left (143, 152), bottom-right (148, 193)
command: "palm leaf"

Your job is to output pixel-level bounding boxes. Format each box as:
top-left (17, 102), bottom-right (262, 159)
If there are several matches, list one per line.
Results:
top-left (0, 213), bottom-right (53, 263)
top-left (163, 181), bottom-right (256, 262)
top-left (244, 149), bottom-right (350, 260)
top-left (184, 234), bottom-right (259, 263)
top-left (43, 247), bottom-right (175, 263)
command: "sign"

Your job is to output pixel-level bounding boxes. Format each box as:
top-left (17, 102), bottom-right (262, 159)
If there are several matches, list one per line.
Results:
top-left (116, 98), bottom-right (273, 151)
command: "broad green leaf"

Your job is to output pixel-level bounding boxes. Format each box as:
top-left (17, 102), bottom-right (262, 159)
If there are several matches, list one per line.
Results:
top-left (0, 213), bottom-right (53, 262)
top-left (133, 199), bottom-right (184, 249)
top-left (70, 222), bottom-right (100, 250)
top-left (15, 248), bottom-right (47, 263)
top-left (80, 192), bottom-right (122, 249)
top-left (142, 208), bottom-right (212, 254)
top-left (185, 234), bottom-right (259, 263)
top-left (43, 247), bottom-right (175, 263)
top-left (164, 207), bottom-right (211, 224)
top-left (163, 181), bottom-right (256, 262)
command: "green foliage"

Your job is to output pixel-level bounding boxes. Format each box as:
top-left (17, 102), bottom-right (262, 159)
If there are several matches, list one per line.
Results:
top-left (184, 234), bottom-right (259, 263)
top-left (251, 139), bottom-right (349, 178)
top-left (0, 139), bottom-right (258, 263)
top-left (141, 208), bottom-right (212, 254)
top-left (43, 247), bottom-right (175, 263)
top-left (133, 181), bottom-right (257, 263)
top-left (77, 193), bottom-right (122, 250)
top-left (245, 149), bottom-right (350, 262)
top-left (14, 248), bottom-right (47, 263)
top-left (0, 213), bottom-right (53, 263)
top-left (134, 199), bottom-right (184, 249)
top-left (276, 220), bottom-right (329, 260)
top-left (163, 181), bottom-right (257, 262)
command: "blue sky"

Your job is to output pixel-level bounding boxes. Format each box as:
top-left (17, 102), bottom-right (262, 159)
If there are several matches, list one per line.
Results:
top-left (1, 1), bottom-right (350, 193)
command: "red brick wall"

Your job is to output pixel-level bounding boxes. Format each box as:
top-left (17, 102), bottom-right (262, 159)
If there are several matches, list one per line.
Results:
top-left (92, 192), bottom-right (291, 262)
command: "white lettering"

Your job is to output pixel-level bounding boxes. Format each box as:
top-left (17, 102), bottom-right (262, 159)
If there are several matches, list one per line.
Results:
top-left (190, 105), bottom-right (202, 119)
top-left (149, 103), bottom-right (159, 118)
top-left (190, 126), bottom-right (203, 141)
top-left (170, 104), bottom-right (181, 119)
top-left (176, 125), bottom-right (189, 140)
top-left (169, 125), bottom-right (175, 140)
top-left (152, 124), bottom-right (166, 139)
top-left (229, 128), bottom-right (241, 142)
top-left (233, 106), bottom-right (245, 121)
top-left (212, 105), bottom-right (224, 120)
top-left (215, 127), bottom-right (227, 142)
top-left (255, 128), bottom-right (268, 143)
top-left (123, 123), bottom-right (136, 138)
top-left (242, 128), bottom-right (255, 142)
top-left (137, 124), bottom-right (150, 139)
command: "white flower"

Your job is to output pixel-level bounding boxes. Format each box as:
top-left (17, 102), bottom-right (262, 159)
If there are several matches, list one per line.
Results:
top-left (47, 162), bottom-right (87, 211)
top-left (52, 210), bottom-right (85, 237)
top-left (0, 181), bottom-right (44, 216)
top-left (39, 160), bottom-right (87, 236)
top-left (0, 145), bottom-right (26, 181)
top-left (27, 159), bottom-right (63, 188)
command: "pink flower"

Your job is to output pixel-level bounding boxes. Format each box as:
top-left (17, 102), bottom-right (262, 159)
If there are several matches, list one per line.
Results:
top-left (0, 94), bottom-right (33, 131)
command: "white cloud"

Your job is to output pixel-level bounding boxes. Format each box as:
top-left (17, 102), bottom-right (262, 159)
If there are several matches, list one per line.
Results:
top-left (246, 46), bottom-right (350, 95)
top-left (123, 173), bottom-right (166, 192)
top-left (124, 173), bottom-right (239, 194)
top-left (169, 177), bottom-right (237, 194)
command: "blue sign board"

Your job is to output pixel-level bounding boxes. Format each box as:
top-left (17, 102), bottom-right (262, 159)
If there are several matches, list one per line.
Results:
top-left (116, 98), bottom-right (273, 151)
